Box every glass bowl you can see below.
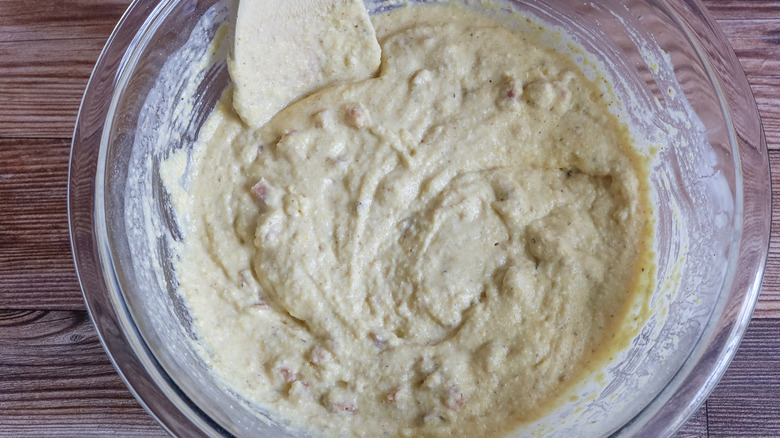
[69,0,771,436]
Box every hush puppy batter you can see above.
[165,4,654,437]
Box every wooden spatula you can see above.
[229,0,381,127]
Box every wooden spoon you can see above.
[229,0,381,127]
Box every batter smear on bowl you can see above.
[163,3,655,437]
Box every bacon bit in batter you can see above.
[332,401,357,414]
[250,178,268,200]
[503,74,520,100]
[280,367,297,383]
[344,104,366,129]
[325,156,346,166]
[445,384,468,411]
[386,387,403,402]
[311,346,332,364]
[369,332,387,348]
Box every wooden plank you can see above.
[757,149,780,318]
[0,0,130,43]
[718,20,780,79]
[2,139,774,314]
[0,0,130,138]
[748,76,780,152]
[704,0,780,20]
[1,309,773,437]
[713,17,780,153]
[0,139,84,311]
[0,2,775,141]
[675,404,708,438]
[0,309,166,437]
[0,37,109,139]
[706,318,780,437]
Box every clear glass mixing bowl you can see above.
[69,0,771,436]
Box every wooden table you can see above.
[1,1,778,436]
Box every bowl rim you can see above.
[69,0,228,435]
[608,0,771,434]
[68,0,771,436]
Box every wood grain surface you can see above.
[0,310,166,437]
[0,0,778,436]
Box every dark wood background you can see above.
[1,0,778,436]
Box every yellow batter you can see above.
[164,4,654,437]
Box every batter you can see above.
[164,4,654,437]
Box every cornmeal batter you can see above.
[165,4,654,437]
